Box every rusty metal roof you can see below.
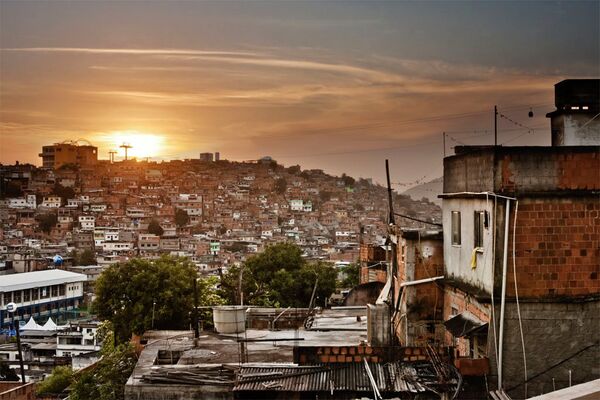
[234,362,435,394]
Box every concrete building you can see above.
[547,79,599,146]
[199,152,214,162]
[395,229,445,347]
[39,141,98,170]
[0,270,87,328]
[440,140,599,398]
[56,321,101,357]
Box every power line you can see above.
[393,212,442,227]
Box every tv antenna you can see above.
[120,143,132,160]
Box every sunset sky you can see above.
[1,1,598,186]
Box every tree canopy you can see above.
[37,213,58,234]
[147,219,164,236]
[69,323,137,400]
[93,256,197,343]
[175,208,190,227]
[274,177,287,194]
[71,249,97,266]
[220,243,337,308]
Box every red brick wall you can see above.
[443,287,491,357]
[507,197,599,299]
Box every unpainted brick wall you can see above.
[442,286,491,357]
[507,197,599,299]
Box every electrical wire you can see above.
[489,195,501,376]
[512,200,528,398]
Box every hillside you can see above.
[402,177,443,206]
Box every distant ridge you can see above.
[401,177,443,206]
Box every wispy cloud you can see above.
[1,47,259,57]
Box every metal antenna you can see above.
[120,143,132,160]
[108,150,117,163]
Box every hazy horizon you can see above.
[1,1,598,187]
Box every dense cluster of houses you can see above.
[0,150,440,277]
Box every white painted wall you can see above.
[442,198,495,294]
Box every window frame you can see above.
[451,211,461,245]
[474,211,486,248]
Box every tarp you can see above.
[42,317,58,331]
[444,311,487,338]
[21,316,43,331]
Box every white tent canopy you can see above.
[21,316,43,331]
[42,317,58,331]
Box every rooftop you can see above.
[0,269,87,293]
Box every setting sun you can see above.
[110,131,165,159]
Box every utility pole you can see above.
[108,150,116,163]
[6,303,25,383]
[385,160,395,225]
[443,132,446,157]
[494,105,498,146]
[192,278,199,341]
[120,143,132,161]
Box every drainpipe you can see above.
[498,198,511,389]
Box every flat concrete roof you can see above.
[0,269,87,292]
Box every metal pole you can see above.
[443,132,446,157]
[151,300,156,329]
[494,105,498,146]
[192,278,199,339]
[385,160,395,225]
[11,313,26,383]
[498,198,511,389]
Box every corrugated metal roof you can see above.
[234,362,433,394]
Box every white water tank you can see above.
[213,306,247,333]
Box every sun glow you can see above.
[110,131,165,159]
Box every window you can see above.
[474,211,487,248]
[451,211,461,245]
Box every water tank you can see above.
[212,306,247,333]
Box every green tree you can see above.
[147,219,164,236]
[196,276,226,328]
[341,173,355,187]
[52,183,75,203]
[274,177,287,194]
[72,249,97,266]
[319,190,332,202]
[175,208,190,227]
[93,256,197,343]
[220,243,337,307]
[36,366,73,396]
[287,165,301,175]
[37,213,58,234]
[340,262,360,288]
[70,323,137,400]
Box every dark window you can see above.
[13,291,21,303]
[474,211,486,248]
[451,211,461,245]
[32,289,39,301]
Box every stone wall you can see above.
[488,299,600,399]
